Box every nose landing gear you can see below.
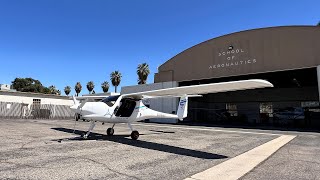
[130,131,139,140]
[107,128,114,135]
[106,124,115,136]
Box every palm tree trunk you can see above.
[115,86,117,93]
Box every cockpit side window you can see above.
[101,95,120,107]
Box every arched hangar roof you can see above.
[155,26,320,83]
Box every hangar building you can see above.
[143,26,320,127]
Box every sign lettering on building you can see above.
[209,46,257,69]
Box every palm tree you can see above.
[57,90,61,95]
[137,63,150,84]
[86,81,95,94]
[75,82,82,97]
[101,81,110,93]
[64,86,71,96]
[110,71,122,93]
[48,85,57,94]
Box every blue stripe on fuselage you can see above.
[135,106,146,109]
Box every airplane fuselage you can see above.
[71,96,178,124]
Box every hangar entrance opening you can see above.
[180,68,320,128]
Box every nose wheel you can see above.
[106,128,114,136]
[82,133,89,139]
[130,130,139,140]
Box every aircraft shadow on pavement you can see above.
[51,127,228,160]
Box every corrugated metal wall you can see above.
[0,101,74,119]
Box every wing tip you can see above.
[251,79,274,87]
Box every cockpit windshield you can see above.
[101,95,121,107]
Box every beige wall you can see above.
[155,26,320,82]
[0,94,73,106]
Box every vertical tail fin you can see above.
[177,95,188,121]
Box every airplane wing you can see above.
[122,79,273,99]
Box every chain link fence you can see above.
[0,101,75,119]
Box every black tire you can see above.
[130,131,139,140]
[107,128,114,136]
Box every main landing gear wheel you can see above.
[107,128,114,136]
[131,131,139,140]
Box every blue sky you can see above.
[0,0,319,95]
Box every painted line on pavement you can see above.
[185,135,296,180]
[134,123,282,136]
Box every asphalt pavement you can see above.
[0,119,319,180]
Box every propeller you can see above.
[70,96,87,134]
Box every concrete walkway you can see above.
[185,135,296,180]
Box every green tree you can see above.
[48,85,60,95]
[11,77,59,94]
[64,86,71,96]
[110,71,122,93]
[137,63,150,84]
[318,21,320,26]
[12,77,43,93]
[75,82,82,97]
[86,81,95,94]
[48,85,57,94]
[101,81,110,93]
[42,87,51,94]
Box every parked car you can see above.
[273,107,305,120]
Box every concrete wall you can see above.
[0,93,73,106]
[121,82,179,123]
[0,92,74,119]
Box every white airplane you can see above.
[70,79,273,140]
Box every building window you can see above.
[226,103,238,116]
[260,102,273,116]
[301,101,319,108]
[33,99,41,104]
[33,99,41,107]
